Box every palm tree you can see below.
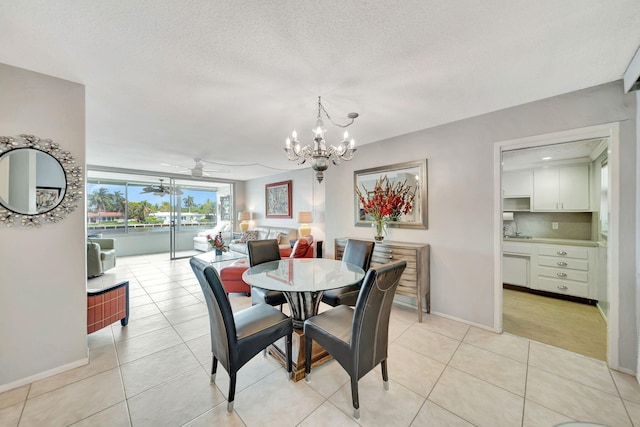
[202,199,216,222]
[88,187,111,223]
[136,200,152,223]
[112,190,126,220]
[183,195,195,213]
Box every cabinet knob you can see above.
[556,272,567,277]
[556,250,567,255]
[557,262,567,266]
[557,285,568,290]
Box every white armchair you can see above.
[87,238,116,278]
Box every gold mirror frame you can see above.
[354,159,428,229]
[0,134,83,227]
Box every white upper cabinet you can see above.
[503,170,532,197]
[532,165,590,211]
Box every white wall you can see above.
[0,63,87,389]
[322,81,638,371]
[243,168,326,242]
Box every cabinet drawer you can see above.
[536,277,588,298]
[538,267,588,282]
[538,246,588,259]
[538,256,588,271]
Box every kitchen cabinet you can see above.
[534,244,596,299]
[503,170,532,197]
[502,240,598,300]
[532,165,590,211]
[335,238,430,322]
[503,255,529,287]
[502,241,533,288]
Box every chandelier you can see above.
[284,96,359,183]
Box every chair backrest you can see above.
[247,239,281,267]
[351,260,406,379]
[342,239,375,271]
[190,257,236,370]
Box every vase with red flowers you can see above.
[355,175,416,242]
[208,232,228,255]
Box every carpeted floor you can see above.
[503,288,607,361]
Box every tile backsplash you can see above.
[504,212,593,240]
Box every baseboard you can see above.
[503,284,597,306]
[393,295,498,333]
[430,310,500,333]
[0,356,89,394]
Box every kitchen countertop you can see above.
[502,237,599,247]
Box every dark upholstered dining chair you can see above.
[190,257,293,412]
[321,239,375,307]
[247,239,287,308]
[304,260,406,420]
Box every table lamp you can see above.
[297,211,313,237]
[238,211,250,232]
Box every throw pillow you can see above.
[275,232,288,245]
[239,230,258,243]
[290,238,309,258]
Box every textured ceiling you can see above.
[1,1,640,181]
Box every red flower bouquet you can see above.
[355,176,416,240]
[208,232,228,252]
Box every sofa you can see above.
[193,221,231,252]
[87,238,116,278]
[228,226,298,255]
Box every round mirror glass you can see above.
[0,148,67,215]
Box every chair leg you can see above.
[286,333,292,375]
[227,373,237,413]
[381,359,389,391]
[211,357,218,383]
[351,377,360,419]
[304,335,312,382]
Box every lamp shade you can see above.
[238,211,251,221]
[297,211,313,237]
[297,211,313,223]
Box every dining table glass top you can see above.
[242,258,365,292]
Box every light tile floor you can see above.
[2,253,639,426]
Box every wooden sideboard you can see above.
[334,237,430,322]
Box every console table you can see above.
[334,238,430,322]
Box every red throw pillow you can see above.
[290,239,309,258]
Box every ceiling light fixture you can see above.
[542,156,553,160]
[284,96,359,183]
[140,179,183,197]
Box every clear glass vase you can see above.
[372,219,387,242]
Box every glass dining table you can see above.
[242,258,365,329]
[242,258,365,381]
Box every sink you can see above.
[503,235,532,239]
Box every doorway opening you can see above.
[494,123,620,367]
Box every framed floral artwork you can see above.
[354,159,428,229]
[265,180,292,218]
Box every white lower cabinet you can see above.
[532,244,597,300]
[503,255,530,287]
[503,241,598,300]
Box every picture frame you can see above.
[35,186,62,212]
[265,180,292,218]
[354,159,428,229]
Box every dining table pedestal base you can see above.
[268,328,331,382]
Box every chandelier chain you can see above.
[318,98,356,128]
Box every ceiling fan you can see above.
[140,179,183,197]
[161,158,230,178]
